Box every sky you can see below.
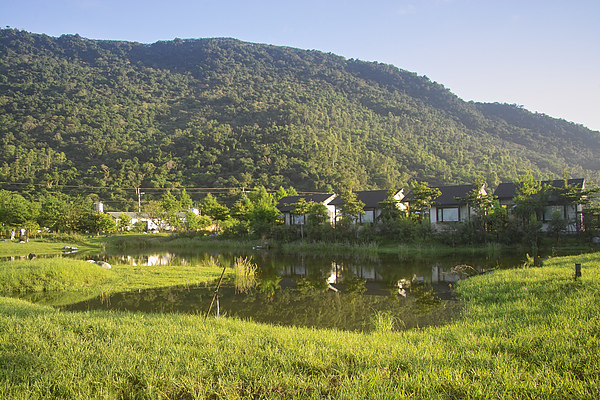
[2,0,599,131]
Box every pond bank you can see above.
[3,233,597,260]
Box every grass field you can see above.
[0,238,98,257]
[0,250,599,398]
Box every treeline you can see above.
[2,176,599,249]
[2,29,600,210]
[0,186,297,239]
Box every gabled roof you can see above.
[494,178,585,200]
[277,193,335,212]
[329,189,400,209]
[431,185,480,206]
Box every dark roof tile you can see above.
[328,190,398,209]
[494,178,585,200]
[277,193,335,212]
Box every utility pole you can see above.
[137,188,144,213]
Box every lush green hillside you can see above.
[1,29,599,208]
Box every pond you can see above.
[14,248,531,332]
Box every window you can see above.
[543,205,565,222]
[292,214,305,225]
[361,210,374,223]
[437,207,459,222]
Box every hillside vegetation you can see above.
[1,29,599,207]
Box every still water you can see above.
[19,248,529,332]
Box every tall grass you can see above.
[232,257,257,293]
[167,236,258,250]
[0,258,110,293]
[279,240,379,256]
[370,310,399,333]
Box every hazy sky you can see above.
[2,0,599,131]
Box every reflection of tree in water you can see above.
[61,281,457,332]
[257,272,281,300]
[341,274,367,295]
[411,284,442,313]
[294,276,329,294]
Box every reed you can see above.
[279,240,379,256]
[370,310,398,333]
[232,257,257,293]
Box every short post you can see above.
[575,263,582,279]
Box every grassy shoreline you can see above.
[3,233,598,260]
[1,250,599,398]
[0,256,231,306]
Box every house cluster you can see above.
[276,178,588,232]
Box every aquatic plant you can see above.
[233,257,257,293]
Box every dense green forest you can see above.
[1,29,599,210]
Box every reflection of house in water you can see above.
[343,263,377,280]
[329,261,477,285]
[119,253,179,266]
[249,252,487,293]
[282,260,307,276]
[282,258,474,285]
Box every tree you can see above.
[408,182,441,223]
[161,190,181,230]
[307,202,329,226]
[458,178,505,239]
[378,189,404,221]
[230,197,252,222]
[552,173,600,231]
[290,197,311,238]
[246,186,281,237]
[0,190,38,228]
[38,194,88,233]
[511,173,548,227]
[142,200,168,232]
[291,198,310,224]
[178,189,193,211]
[117,212,132,231]
[96,212,117,234]
[510,173,548,247]
[275,186,288,201]
[339,188,365,224]
[184,210,212,231]
[200,193,230,231]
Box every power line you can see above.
[0,182,321,195]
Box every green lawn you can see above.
[0,237,100,257]
[0,251,599,398]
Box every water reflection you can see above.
[59,279,461,332]
[16,249,525,331]
[114,253,183,266]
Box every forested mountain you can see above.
[1,29,599,209]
